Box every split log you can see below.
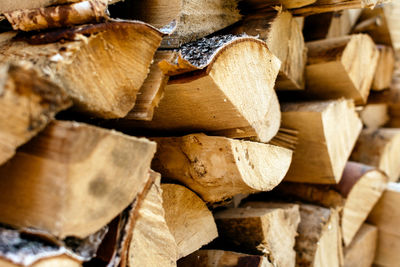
[161,184,218,259]
[281,99,362,184]
[359,103,389,129]
[239,0,317,13]
[178,250,273,267]
[272,162,387,246]
[303,9,362,41]
[124,36,281,143]
[0,120,156,239]
[128,172,178,267]
[0,21,163,118]
[110,0,241,48]
[228,11,306,90]
[372,45,395,91]
[306,34,379,105]
[214,203,300,267]
[343,224,378,267]
[0,62,71,165]
[350,128,400,181]
[151,133,293,203]
[368,183,400,266]
[4,0,108,31]
[295,204,343,267]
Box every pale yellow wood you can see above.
[161,184,218,259]
[281,99,362,183]
[351,128,400,181]
[344,224,377,267]
[151,133,292,203]
[372,45,395,91]
[0,256,81,267]
[0,22,163,118]
[0,120,156,238]
[239,0,317,11]
[214,204,300,267]
[359,103,389,129]
[306,35,379,105]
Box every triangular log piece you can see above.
[0,120,156,239]
[372,45,395,91]
[281,99,362,184]
[161,184,218,259]
[359,103,389,129]
[151,133,292,203]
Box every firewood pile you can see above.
[0,0,399,266]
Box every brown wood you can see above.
[151,133,292,203]
[239,0,317,13]
[281,99,362,184]
[0,62,71,166]
[343,224,378,267]
[0,0,81,13]
[214,203,300,267]
[161,184,218,259]
[372,45,395,91]
[0,22,163,118]
[306,35,379,105]
[0,120,156,239]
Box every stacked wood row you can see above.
[0,0,399,266]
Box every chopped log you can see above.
[228,11,306,90]
[359,103,389,129]
[0,62,71,166]
[125,36,282,143]
[128,174,178,267]
[151,133,292,203]
[350,128,400,181]
[4,0,108,31]
[272,161,387,246]
[161,184,218,259]
[306,34,379,105]
[295,204,343,267]
[214,204,300,267]
[0,120,156,239]
[372,45,395,91]
[126,51,177,121]
[110,0,241,48]
[178,250,273,267]
[0,21,163,118]
[343,224,378,267]
[281,99,362,183]
[368,183,400,266]
[239,0,317,13]
[303,9,362,41]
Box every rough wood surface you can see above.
[343,224,377,267]
[0,22,163,118]
[239,0,317,12]
[0,120,156,239]
[359,103,389,129]
[161,184,218,259]
[178,250,273,267]
[281,99,362,183]
[306,34,379,105]
[151,134,292,203]
[350,128,400,181]
[372,45,395,91]
[0,62,71,166]
[0,0,81,13]
[214,203,300,267]
[128,36,281,143]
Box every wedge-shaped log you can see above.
[161,184,218,259]
[0,120,156,238]
[228,11,306,90]
[214,204,300,267]
[368,183,400,266]
[306,34,378,105]
[0,21,163,118]
[295,204,343,267]
[281,99,362,183]
[0,62,71,166]
[178,250,273,267]
[152,133,292,203]
[359,103,389,129]
[372,45,395,91]
[129,36,281,143]
[344,224,377,267]
[110,0,241,48]
[129,174,178,267]
[351,128,400,181]
[273,162,387,246]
